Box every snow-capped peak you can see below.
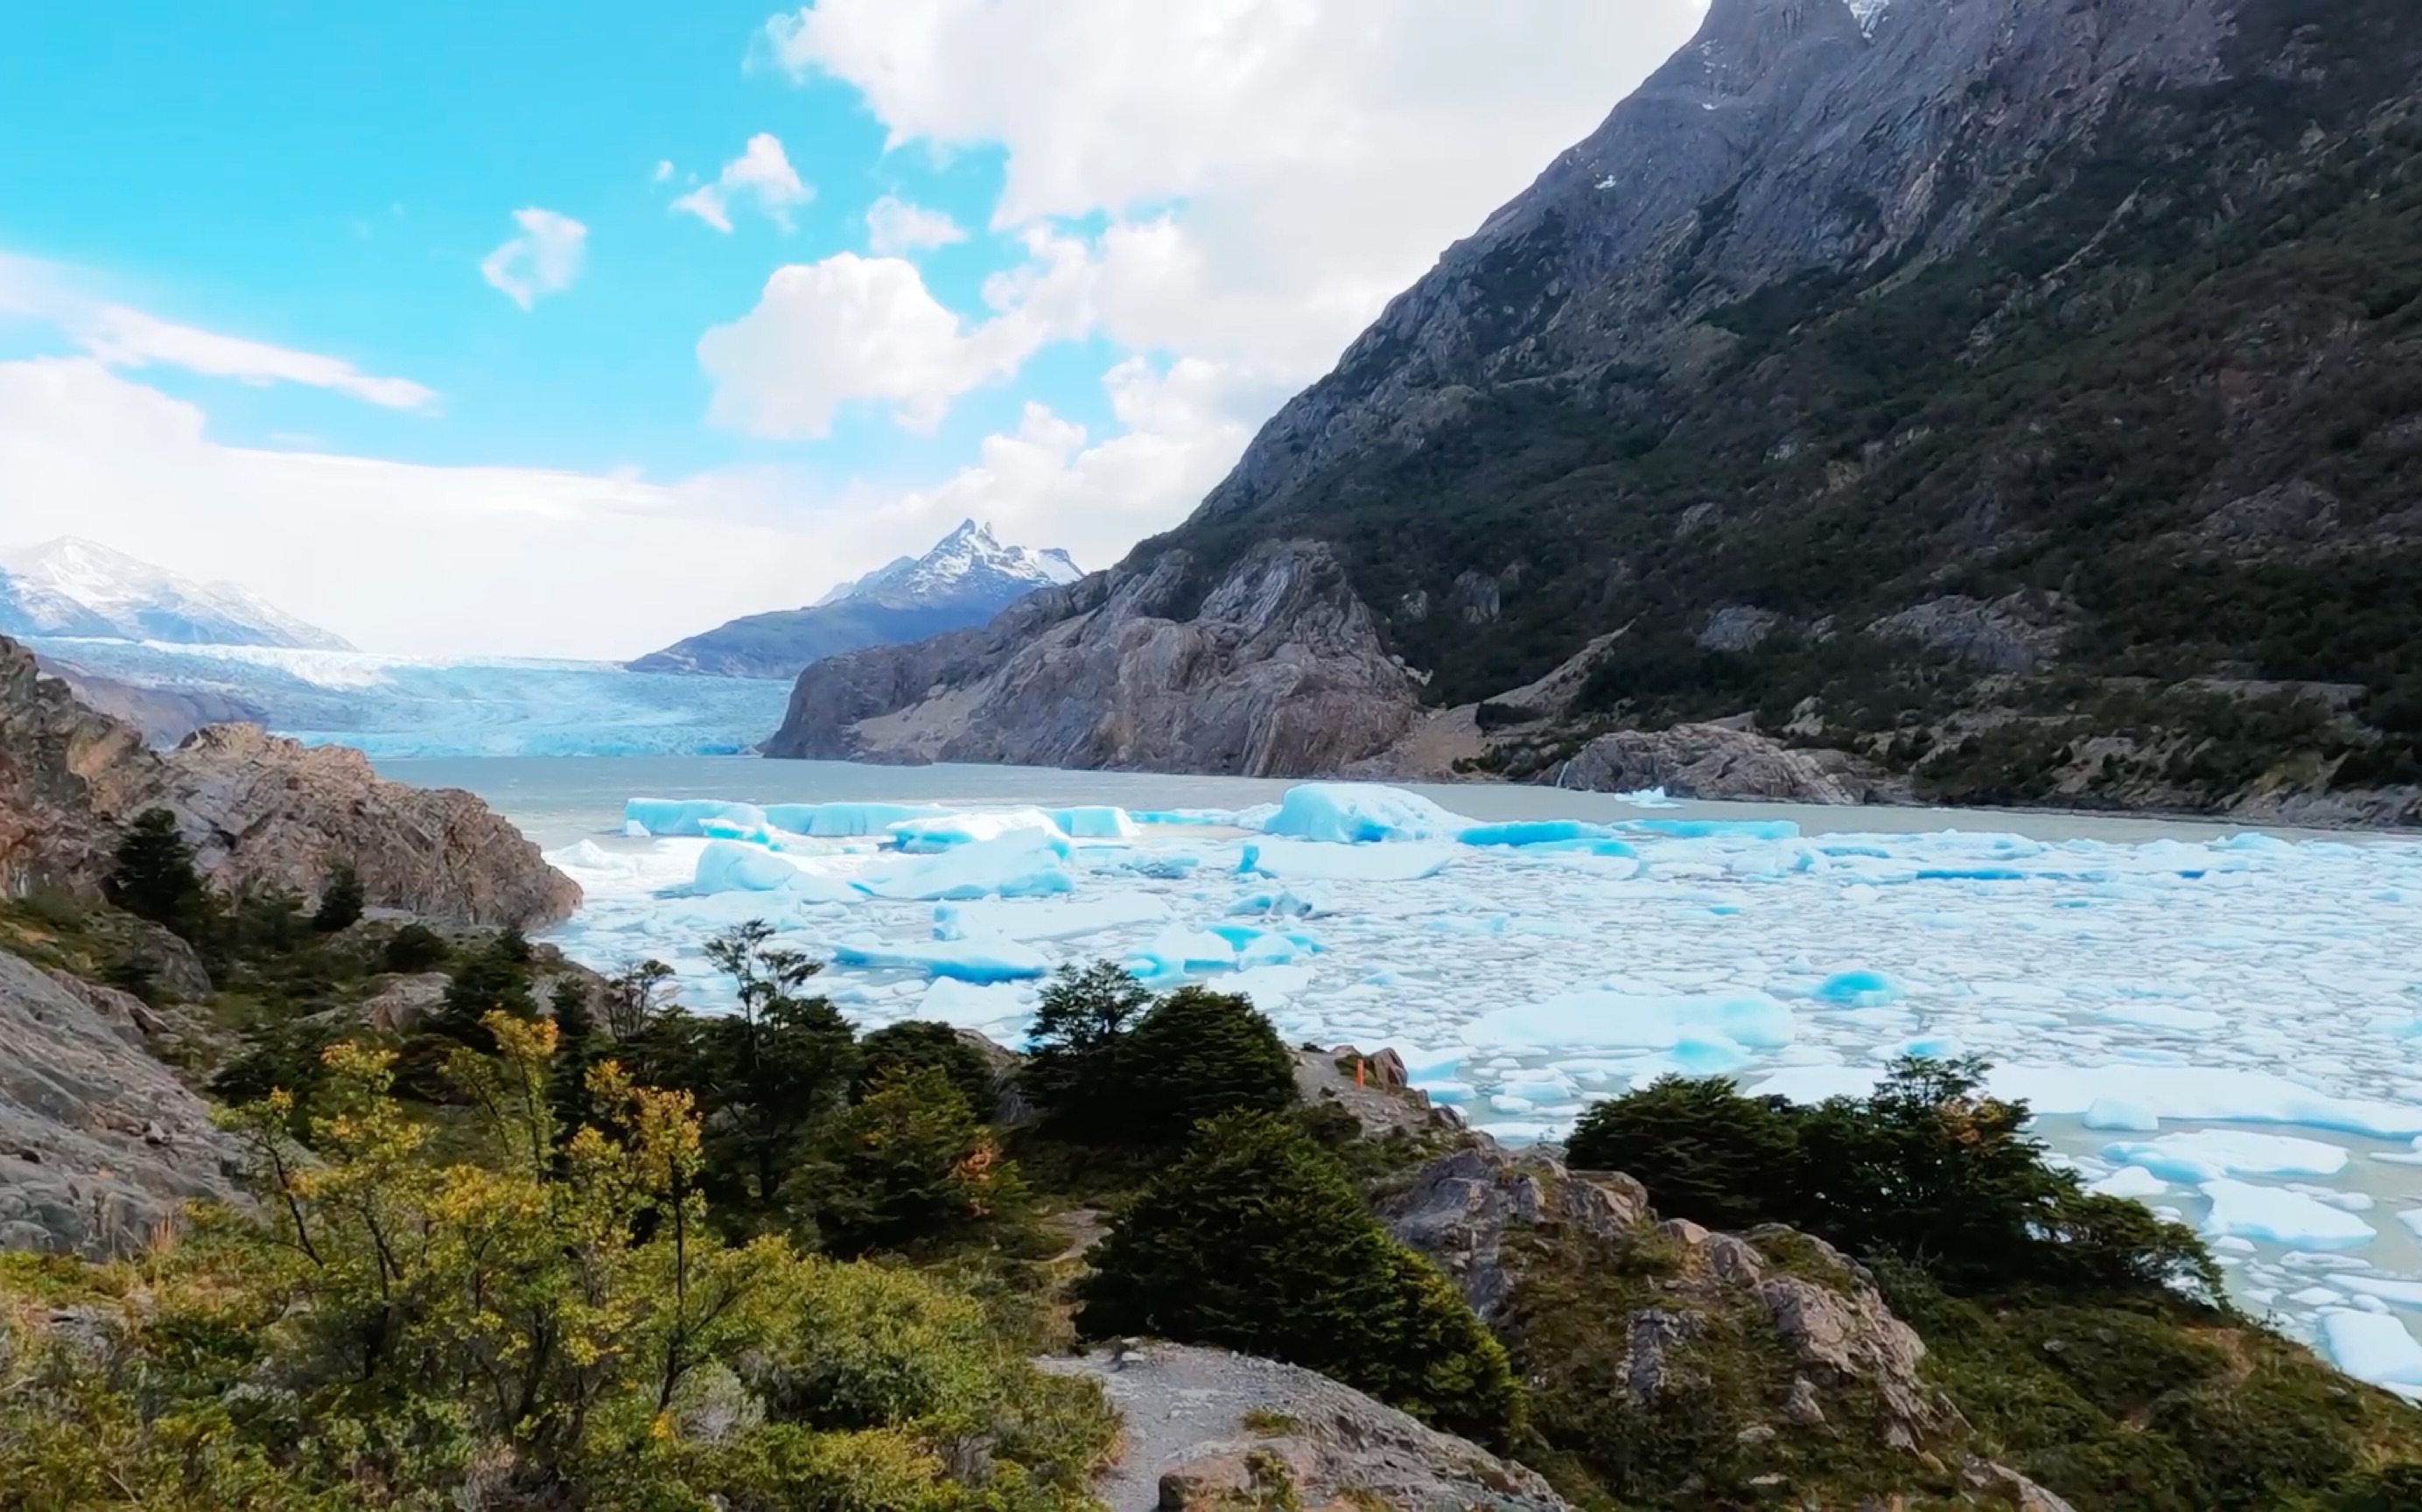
[819,520,1083,611]
[0,537,354,651]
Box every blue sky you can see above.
[0,1,1702,657]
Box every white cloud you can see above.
[652,159,675,183]
[480,207,588,309]
[671,133,812,233]
[0,358,869,659]
[0,251,436,410]
[864,195,967,256]
[750,0,1705,563]
[697,242,1091,438]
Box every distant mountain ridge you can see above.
[0,538,351,651]
[629,519,1082,679]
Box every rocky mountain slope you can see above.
[634,519,1082,680]
[772,0,2422,818]
[0,635,577,927]
[0,536,351,650]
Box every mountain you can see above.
[0,538,352,651]
[771,0,2422,822]
[629,520,1082,679]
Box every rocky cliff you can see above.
[768,0,2422,818]
[767,541,1425,776]
[0,636,578,927]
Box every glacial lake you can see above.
[382,753,2422,1394]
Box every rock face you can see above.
[0,636,577,928]
[760,1,2422,811]
[0,948,240,1256]
[1558,724,1898,803]
[1379,1146,1967,1490]
[1040,1341,1568,1512]
[766,541,1424,776]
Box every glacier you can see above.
[528,777,2422,1395]
[22,637,790,757]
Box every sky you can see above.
[0,0,1707,659]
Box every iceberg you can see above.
[2102,1130,2352,1183]
[2321,1312,2422,1390]
[1240,839,1456,882]
[764,802,948,837]
[855,830,1075,901]
[885,808,1070,852]
[933,894,1171,942]
[626,798,767,837]
[1129,925,1241,976]
[1051,806,1143,839]
[1261,783,1472,844]
[2198,1178,2376,1250]
[692,840,800,894]
[831,934,1052,984]
[1459,820,1614,848]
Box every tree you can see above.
[1076,1110,1520,1448]
[309,864,366,932]
[1019,961,1153,1138]
[424,929,539,1053]
[1565,1075,1806,1232]
[798,1067,1025,1258]
[382,921,450,973]
[548,976,606,1144]
[1116,986,1298,1145]
[601,957,678,1040]
[105,808,208,939]
[662,922,859,1228]
[853,1019,998,1116]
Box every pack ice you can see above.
[542,779,2422,1393]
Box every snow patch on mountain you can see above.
[0,538,352,651]
[819,520,1082,611]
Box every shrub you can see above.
[381,921,450,973]
[105,808,208,940]
[1565,1075,1803,1231]
[1020,961,1154,1139]
[309,864,365,932]
[855,1018,999,1116]
[1075,1110,1520,1448]
[798,1067,1026,1259]
[1116,986,1298,1145]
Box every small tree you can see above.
[424,930,539,1052]
[105,808,208,939]
[382,922,450,973]
[798,1066,1025,1258]
[310,864,366,932]
[854,1019,999,1116]
[602,957,678,1040]
[548,976,606,1143]
[1020,961,1154,1138]
[1116,986,1298,1145]
[1076,1110,1520,1448]
[1565,1075,1805,1232]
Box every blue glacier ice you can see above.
[764,802,948,837]
[886,808,1070,852]
[1240,839,1456,882]
[692,840,799,894]
[1051,806,1142,839]
[831,934,1051,983]
[627,799,768,836]
[854,830,1075,901]
[1261,783,1472,844]
[1459,819,1614,847]
[2200,1178,2376,1250]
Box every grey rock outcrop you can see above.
[0,635,578,928]
[767,541,1424,776]
[0,948,240,1256]
[1559,723,1894,803]
[1380,1145,1649,1323]
[1040,1341,1567,1512]
[1867,594,2068,674]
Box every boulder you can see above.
[0,948,241,1256]
[1040,1340,1567,1512]
[1559,723,1892,803]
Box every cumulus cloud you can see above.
[672,133,812,232]
[750,0,1704,558]
[480,207,588,309]
[698,238,1092,438]
[864,195,968,256]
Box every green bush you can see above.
[1019,961,1155,1140]
[1565,1075,1802,1230]
[1116,986,1298,1145]
[381,921,451,973]
[798,1067,1026,1259]
[1074,1110,1520,1449]
[855,1018,999,1116]
[309,864,365,933]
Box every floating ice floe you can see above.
[831,934,1052,984]
[626,798,766,836]
[854,830,1075,901]
[2198,1179,2377,1250]
[886,808,1070,852]
[1240,839,1457,882]
[764,802,949,837]
[2103,1130,2353,1183]
[1260,783,1471,844]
